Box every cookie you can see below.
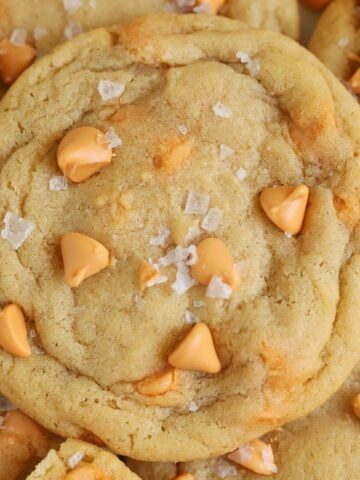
[0,407,55,480]
[0,0,299,91]
[1,13,360,462]
[309,0,360,91]
[26,439,141,480]
[128,363,360,479]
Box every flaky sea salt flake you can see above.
[236,51,251,64]
[172,263,197,295]
[285,232,293,239]
[246,58,260,77]
[206,276,232,299]
[10,29,27,46]
[219,144,234,161]
[185,191,209,215]
[201,207,223,233]
[63,0,82,13]
[149,227,170,248]
[98,80,125,101]
[103,127,122,149]
[338,37,349,47]
[147,275,168,288]
[49,176,68,191]
[67,451,85,469]
[236,168,248,181]
[188,400,199,412]
[212,458,238,478]
[213,102,232,119]
[177,124,188,135]
[184,226,201,245]
[1,212,34,250]
[185,309,198,325]
[64,21,83,39]
[262,445,278,473]
[194,2,211,13]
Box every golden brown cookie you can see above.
[1,13,360,462]
[26,439,141,480]
[0,0,299,93]
[309,0,360,88]
[128,362,360,479]
[0,407,55,480]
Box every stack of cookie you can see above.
[0,1,360,479]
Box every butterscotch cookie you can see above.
[0,407,55,480]
[128,363,360,479]
[26,439,141,480]
[309,0,360,92]
[0,0,299,91]
[1,13,360,462]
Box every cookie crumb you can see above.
[193,300,205,308]
[97,80,125,101]
[64,21,83,39]
[185,192,210,215]
[89,0,97,7]
[219,144,234,161]
[49,176,68,191]
[213,102,232,118]
[134,294,145,309]
[201,207,223,232]
[1,212,35,250]
[206,276,232,299]
[10,29,27,46]
[0,396,16,412]
[67,451,85,469]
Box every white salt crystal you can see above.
[147,274,168,287]
[184,226,201,245]
[101,127,122,149]
[188,400,199,412]
[236,168,248,181]
[201,207,223,232]
[64,21,83,39]
[213,102,232,118]
[172,263,197,295]
[49,176,68,191]
[236,51,260,77]
[67,451,84,469]
[185,309,198,325]
[236,51,251,64]
[219,144,234,161]
[89,0,97,7]
[185,192,209,215]
[262,444,278,473]
[338,37,349,47]
[284,232,293,239]
[1,212,34,250]
[63,0,82,13]
[158,245,197,267]
[10,29,27,46]
[194,3,211,13]
[97,80,125,101]
[206,276,232,299]
[149,227,170,248]
[177,124,188,136]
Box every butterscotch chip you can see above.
[0,14,360,464]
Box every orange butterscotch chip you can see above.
[196,0,225,15]
[168,322,221,373]
[154,138,191,174]
[191,238,240,290]
[173,474,194,480]
[57,127,112,183]
[351,393,360,418]
[61,232,109,288]
[139,261,160,291]
[65,464,108,480]
[260,185,309,235]
[0,304,31,358]
[348,68,360,95]
[0,38,36,85]
[300,0,331,10]
[228,439,278,476]
[136,367,177,396]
